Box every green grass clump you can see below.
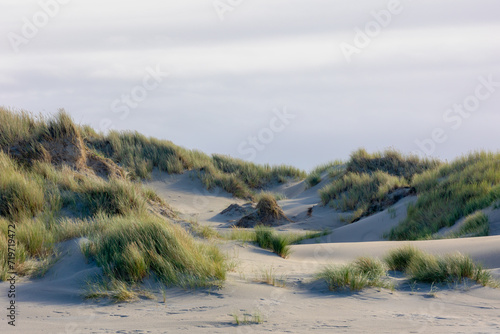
[316,257,388,292]
[320,171,406,210]
[306,161,345,188]
[406,252,495,287]
[0,152,45,219]
[253,226,327,258]
[222,227,257,242]
[353,257,387,280]
[388,152,500,240]
[306,172,322,188]
[81,178,146,216]
[255,226,291,258]
[454,212,490,238]
[81,214,227,287]
[16,219,55,258]
[199,164,252,199]
[384,245,423,271]
[384,246,497,287]
[347,148,441,180]
[0,108,44,148]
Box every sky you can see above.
[1,0,499,171]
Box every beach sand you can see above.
[2,171,500,333]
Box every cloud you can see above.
[1,0,499,170]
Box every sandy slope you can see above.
[2,172,500,334]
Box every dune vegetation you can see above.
[85,128,305,199]
[1,106,499,291]
[0,108,227,288]
[316,257,390,292]
[312,148,499,238]
[318,149,440,223]
[384,246,497,287]
[305,160,344,188]
[388,152,500,240]
[454,212,490,238]
[316,246,498,292]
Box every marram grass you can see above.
[81,214,227,288]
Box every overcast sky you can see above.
[1,0,499,170]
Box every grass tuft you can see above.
[316,258,388,292]
[454,211,489,237]
[384,245,423,272]
[406,251,495,286]
[0,153,45,219]
[81,214,227,287]
[385,246,498,287]
[255,226,291,258]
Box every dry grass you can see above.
[253,266,287,287]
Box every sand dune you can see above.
[3,172,500,334]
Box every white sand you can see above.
[2,172,500,334]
